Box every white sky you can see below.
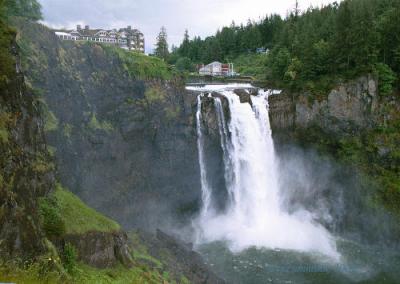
[39,0,341,53]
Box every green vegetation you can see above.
[144,86,166,104]
[0,0,17,92]
[0,260,174,284]
[232,53,268,79]
[32,152,55,174]
[374,63,397,96]
[39,194,66,238]
[62,243,77,275]
[62,123,73,138]
[103,45,173,80]
[54,184,120,234]
[175,57,195,73]
[0,229,184,284]
[169,0,400,213]
[0,112,11,143]
[172,0,400,94]
[295,120,400,213]
[3,0,42,21]
[72,263,170,284]
[154,26,169,61]
[40,184,120,236]
[44,110,59,132]
[0,1,187,283]
[88,113,114,132]
[35,186,189,283]
[0,261,66,284]
[128,231,163,269]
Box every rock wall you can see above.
[58,231,133,268]
[16,20,201,230]
[135,229,225,284]
[269,75,379,138]
[0,22,55,260]
[268,75,400,243]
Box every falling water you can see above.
[190,84,339,260]
[196,95,212,217]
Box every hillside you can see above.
[0,4,222,282]
[13,18,201,230]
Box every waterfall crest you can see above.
[191,84,339,260]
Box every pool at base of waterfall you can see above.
[198,239,400,284]
[186,83,400,284]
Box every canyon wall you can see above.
[269,75,379,137]
[16,20,201,230]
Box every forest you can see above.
[171,0,400,93]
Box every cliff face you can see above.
[269,75,379,137]
[16,20,201,230]
[268,75,400,222]
[0,21,55,259]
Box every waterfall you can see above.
[196,95,212,217]
[191,84,339,260]
[214,98,234,203]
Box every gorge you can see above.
[187,83,400,283]
[1,0,400,283]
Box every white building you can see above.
[198,61,235,76]
[54,25,145,53]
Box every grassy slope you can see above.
[1,185,183,283]
[54,185,120,234]
[101,44,174,80]
[0,263,175,284]
[0,19,188,283]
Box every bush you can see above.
[39,197,66,238]
[175,57,194,72]
[62,243,77,274]
[374,63,397,96]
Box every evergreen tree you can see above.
[5,0,42,20]
[170,0,400,92]
[155,26,169,61]
[179,29,190,57]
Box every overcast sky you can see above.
[39,0,340,53]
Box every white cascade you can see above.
[196,95,212,217]
[191,84,339,260]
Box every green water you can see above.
[198,238,400,284]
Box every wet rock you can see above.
[0,28,55,260]
[60,231,133,268]
[269,75,379,135]
[233,88,258,105]
[268,91,295,131]
[133,229,225,284]
[17,21,201,230]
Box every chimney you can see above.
[85,25,89,30]
[77,25,81,31]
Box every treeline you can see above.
[3,0,42,20]
[172,0,400,93]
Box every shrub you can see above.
[39,197,66,238]
[374,63,397,96]
[62,243,77,274]
[175,57,195,72]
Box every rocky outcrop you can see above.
[233,88,258,104]
[0,22,55,260]
[269,75,379,138]
[59,231,133,268]
[133,229,225,284]
[268,92,296,132]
